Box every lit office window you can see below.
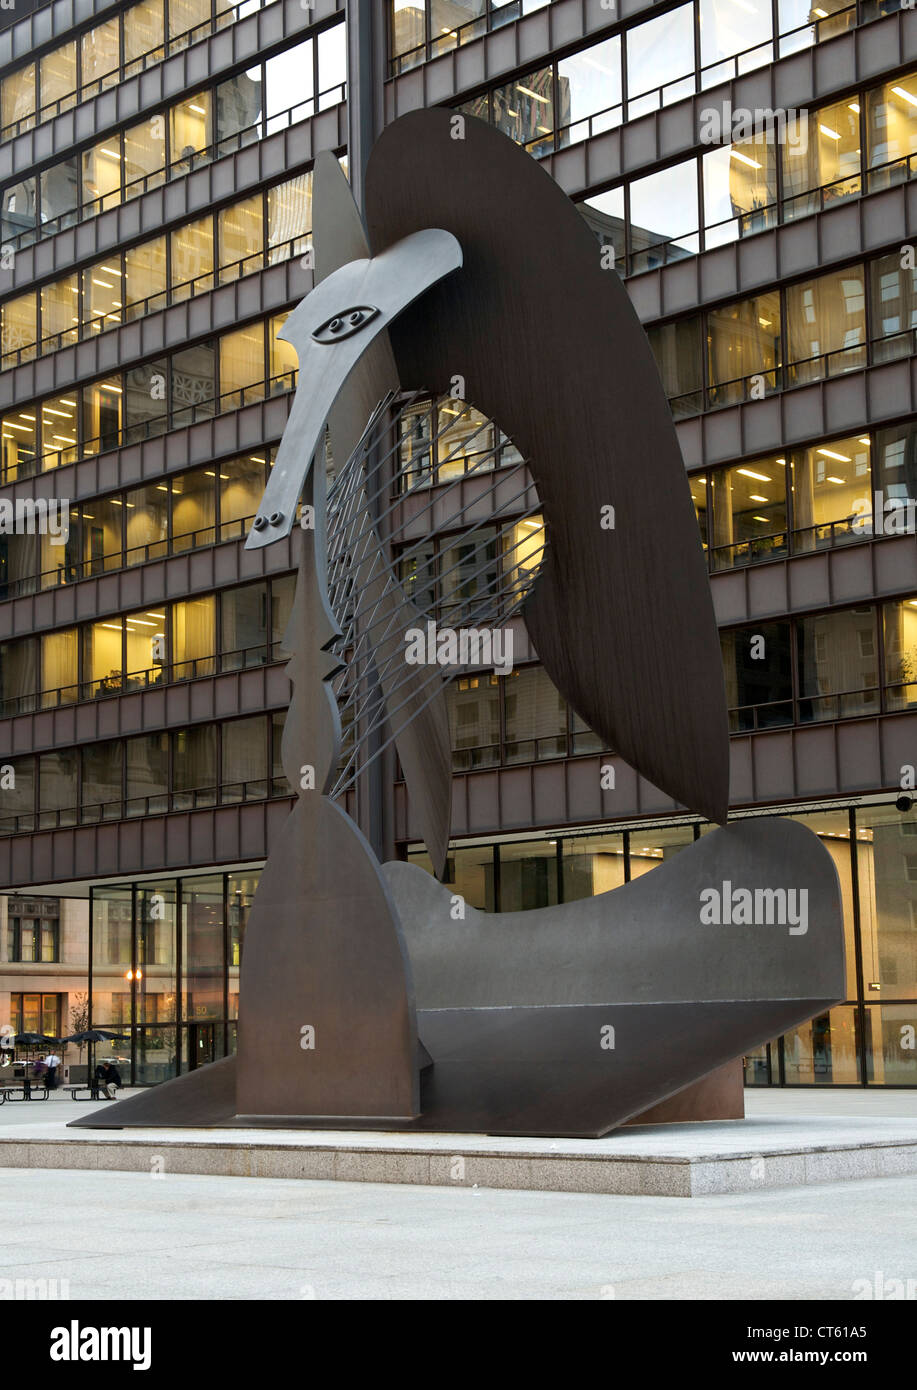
[123,117,167,195]
[171,469,216,549]
[171,217,215,298]
[125,237,167,318]
[710,458,789,570]
[83,260,123,335]
[866,71,917,184]
[125,486,169,565]
[219,195,264,282]
[82,379,123,458]
[82,137,124,216]
[171,92,212,169]
[41,629,78,708]
[41,276,79,350]
[171,595,216,679]
[791,435,870,549]
[882,597,917,710]
[782,98,861,220]
[707,292,782,404]
[219,458,266,540]
[40,393,80,469]
[220,325,266,405]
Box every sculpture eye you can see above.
[312,305,380,343]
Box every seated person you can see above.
[94,1061,123,1099]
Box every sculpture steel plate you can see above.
[73,113,846,1139]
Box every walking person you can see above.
[44,1050,61,1090]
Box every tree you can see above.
[69,992,89,1063]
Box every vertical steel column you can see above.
[347,0,397,862]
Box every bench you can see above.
[63,1083,102,1101]
[0,1082,48,1101]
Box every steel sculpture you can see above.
[73,113,845,1138]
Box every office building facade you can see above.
[0,0,915,1089]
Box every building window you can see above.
[10,994,61,1039]
[8,908,59,962]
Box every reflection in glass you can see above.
[562,833,625,900]
[721,621,793,730]
[126,735,169,814]
[447,674,501,770]
[556,36,621,144]
[40,43,77,117]
[703,137,777,248]
[629,160,699,272]
[181,875,224,1021]
[171,342,216,427]
[499,839,559,910]
[493,68,554,153]
[503,665,566,763]
[81,19,121,95]
[82,740,123,820]
[796,606,879,721]
[700,0,772,84]
[626,5,694,116]
[782,1006,859,1083]
[1,62,35,133]
[1,293,37,367]
[785,266,866,380]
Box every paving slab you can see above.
[1,1088,916,1196]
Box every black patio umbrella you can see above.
[14,1032,60,1046]
[60,1030,129,1044]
